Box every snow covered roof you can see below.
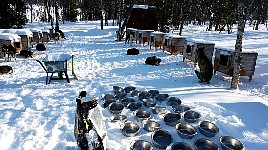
[0,34,15,42]
[1,29,17,34]
[31,28,42,33]
[15,29,33,37]
[1,33,21,42]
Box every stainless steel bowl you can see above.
[121,98,135,107]
[108,102,124,114]
[194,138,219,150]
[113,85,124,94]
[166,97,182,108]
[101,93,114,100]
[155,93,169,102]
[130,140,153,150]
[103,99,116,108]
[138,91,151,100]
[143,120,161,132]
[110,114,127,123]
[124,86,136,93]
[198,120,219,137]
[134,109,151,122]
[131,90,140,97]
[148,89,159,98]
[127,101,142,111]
[184,110,201,123]
[151,130,173,149]
[114,92,127,100]
[142,98,157,107]
[220,136,245,150]
[171,142,193,150]
[121,122,140,137]
[175,123,197,139]
[163,113,181,126]
[151,106,167,115]
[173,105,190,113]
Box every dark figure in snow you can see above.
[194,47,213,83]
[145,56,161,66]
[0,65,13,75]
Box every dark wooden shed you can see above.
[126,5,158,31]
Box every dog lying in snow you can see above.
[0,65,13,75]
[145,56,161,66]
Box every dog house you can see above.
[15,29,33,50]
[1,33,22,52]
[150,32,166,50]
[183,40,215,64]
[42,29,50,42]
[140,30,154,45]
[163,34,187,54]
[126,28,137,43]
[214,48,258,81]
[31,28,43,43]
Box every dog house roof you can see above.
[1,33,21,42]
[31,28,42,33]
[0,34,15,42]
[15,29,33,37]
[1,29,17,34]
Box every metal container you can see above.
[151,130,173,149]
[184,110,201,123]
[134,109,151,122]
[194,138,219,150]
[114,92,127,100]
[220,136,245,150]
[101,93,114,100]
[155,93,169,102]
[103,99,116,108]
[148,89,159,98]
[131,90,140,97]
[130,140,153,150]
[163,113,181,126]
[143,120,161,132]
[175,123,197,139]
[151,106,167,115]
[110,114,127,123]
[124,86,136,93]
[108,102,124,114]
[121,98,135,107]
[198,120,219,137]
[142,98,156,107]
[173,105,190,113]
[121,122,140,137]
[171,142,193,150]
[166,97,182,108]
[138,91,151,100]
[127,101,142,111]
[113,85,124,94]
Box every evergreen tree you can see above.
[0,0,27,28]
[63,0,78,22]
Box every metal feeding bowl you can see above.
[138,91,151,100]
[151,106,167,115]
[103,99,116,108]
[163,113,182,126]
[148,89,159,98]
[101,93,114,100]
[130,140,153,150]
[142,98,157,107]
[151,130,173,149]
[127,101,142,111]
[155,93,169,102]
[124,86,136,93]
[220,136,245,150]
[143,120,161,132]
[121,98,135,107]
[113,85,124,94]
[173,105,190,113]
[166,97,182,108]
[131,90,141,97]
[114,92,127,100]
[134,109,151,122]
[110,114,127,123]
[175,123,197,139]
[121,122,140,137]
[184,110,201,123]
[198,120,219,137]
[194,138,219,150]
[171,142,193,150]
[108,102,124,114]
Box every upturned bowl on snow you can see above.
[151,129,173,149]
[184,110,201,123]
[220,136,245,150]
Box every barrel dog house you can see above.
[183,40,215,65]
[1,33,22,52]
[42,29,50,42]
[214,48,258,81]
[150,32,166,50]
[15,29,33,50]
[31,28,43,44]
[163,34,186,54]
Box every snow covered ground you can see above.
[0,21,268,150]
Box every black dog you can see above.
[36,43,46,51]
[20,50,33,58]
[2,44,16,61]
[127,48,139,55]
[145,56,161,66]
[0,65,13,75]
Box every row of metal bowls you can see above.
[130,136,245,150]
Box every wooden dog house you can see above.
[149,32,166,50]
[15,29,33,50]
[214,48,258,81]
[31,28,43,43]
[163,34,187,54]
[1,33,22,52]
[183,40,215,65]
[42,29,50,42]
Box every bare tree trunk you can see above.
[231,1,245,89]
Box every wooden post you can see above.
[72,55,78,79]
[231,0,245,89]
